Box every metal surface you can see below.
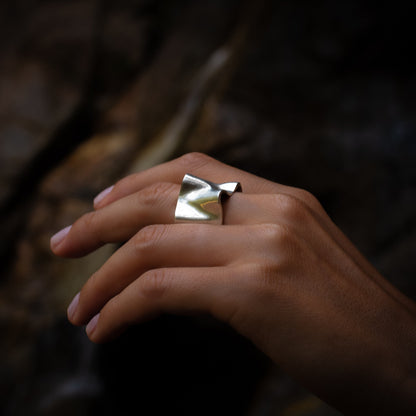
[175,174,242,224]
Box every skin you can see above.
[50,152,416,414]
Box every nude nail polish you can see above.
[94,185,114,206]
[50,225,71,249]
[67,292,80,320]
[86,314,100,336]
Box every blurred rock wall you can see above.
[0,0,415,415]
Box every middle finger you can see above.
[69,223,266,325]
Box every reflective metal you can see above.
[175,174,242,224]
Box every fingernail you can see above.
[86,313,100,336]
[67,292,80,320]
[94,185,114,206]
[50,225,72,249]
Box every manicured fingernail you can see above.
[50,225,72,249]
[67,292,80,320]
[86,313,100,336]
[94,185,114,206]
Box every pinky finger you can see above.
[86,266,241,343]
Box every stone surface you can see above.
[0,0,415,415]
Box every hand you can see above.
[51,153,416,414]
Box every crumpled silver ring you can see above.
[175,174,242,225]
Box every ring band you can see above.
[175,174,242,224]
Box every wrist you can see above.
[377,313,416,415]
[338,307,416,415]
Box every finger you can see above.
[51,182,179,257]
[93,152,289,209]
[52,182,274,258]
[85,266,244,343]
[52,184,325,259]
[69,224,264,325]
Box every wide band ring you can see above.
[175,174,242,225]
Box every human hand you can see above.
[51,153,416,414]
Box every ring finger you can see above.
[51,182,272,258]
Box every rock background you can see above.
[0,0,415,415]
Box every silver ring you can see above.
[175,174,242,224]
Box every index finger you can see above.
[94,153,282,209]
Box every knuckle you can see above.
[133,224,169,254]
[292,188,322,212]
[243,259,286,295]
[80,211,98,229]
[177,152,212,170]
[260,223,292,247]
[138,182,177,208]
[78,211,102,242]
[273,193,310,224]
[139,269,171,299]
